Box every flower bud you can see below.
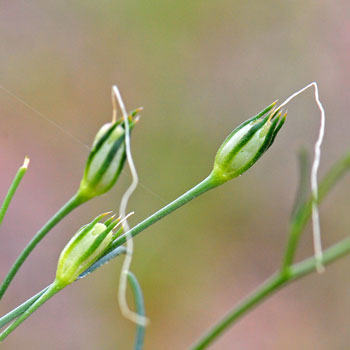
[77,109,141,200]
[55,213,121,286]
[211,102,286,184]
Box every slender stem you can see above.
[282,153,350,271]
[0,248,127,329]
[191,275,285,350]
[0,192,85,300]
[105,173,219,254]
[191,237,350,350]
[127,272,146,350]
[0,286,49,328]
[0,281,63,341]
[0,157,29,226]
[290,238,350,279]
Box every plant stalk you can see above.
[0,281,64,341]
[0,157,29,226]
[106,173,220,253]
[0,193,86,300]
[191,238,350,350]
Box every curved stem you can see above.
[0,281,63,341]
[282,153,350,271]
[127,271,146,350]
[0,157,29,226]
[0,286,49,328]
[0,192,85,300]
[0,248,127,329]
[191,238,350,350]
[105,173,220,253]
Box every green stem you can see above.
[0,287,49,328]
[127,272,146,350]
[191,237,350,350]
[106,173,219,253]
[290,238,350,279]
[0,281,64,341]
[0,248,127,329]
[0,192,85,300]
[282,153,350,271]
[0,157,29,226]
[0,174,217,326]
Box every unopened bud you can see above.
[212,102,286,184]
[55,213,121,286]
[77,109,140,200]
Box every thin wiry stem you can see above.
[127,271,146,350]
[0,192,86,300]
[278,82,326,272]
[0,156,29,226]
[191,238,350,350]
[112,85,147,326]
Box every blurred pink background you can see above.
[0,1,349,349]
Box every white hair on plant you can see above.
[112,85,149,326]
[278,82,326,273]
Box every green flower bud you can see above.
[77,109,141,200]
[211,102,286,184]
[55,213,121,286]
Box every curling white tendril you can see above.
[278,82,326,273]
[112,85,149,326]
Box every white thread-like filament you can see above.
[278,82,326,273]
[1,83,167,205]
[112,85,148,326]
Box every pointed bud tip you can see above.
[22,156,30,168]
[100,211,114,219]
[135,106,144,113]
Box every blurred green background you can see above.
[1,1,349,349]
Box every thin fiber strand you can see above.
[112,85,148,326]
[278,82,326,273]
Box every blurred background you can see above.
[0,1,349,349]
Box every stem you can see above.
[0,281,63,341]
[0,157,29,226]
[290,238,350,279]
[106,173,219,253]
[0,286,49,328]
[0,247,127,329]
[0,192,85,300]
[127,272,146,350]
[282,153,350,271]
[191,275,285,350]
[191,237,350,350]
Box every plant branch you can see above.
[0,157,29,226]
[0,174,218,328]
[0,192,86,300]
[0,247,126,329]
[101,174,219,259]
[282,152,350,270]
[127,271,146,350]
[191,237,350,350]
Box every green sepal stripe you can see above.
[216,102,276,155]
[269,114,286,147]
[259,113,280,152]
[58,214,105,261]
[221,115,269,168]
[107,151,127,192]
[73,217,120,268]
[74,226,111,269]
[237,115,280,176]
[89,136,125,187]
[84,122,121,176]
